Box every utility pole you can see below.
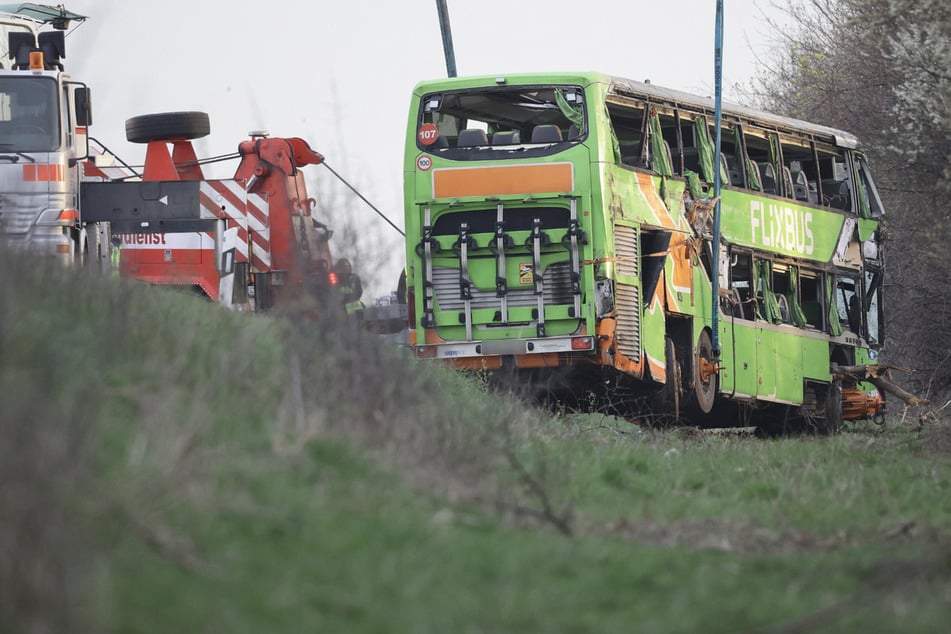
[435,0,457,77]
[711,0,724,357]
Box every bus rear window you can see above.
[417,86,586,158]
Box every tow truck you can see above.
[1,3,336,311]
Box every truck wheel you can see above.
[125,111,210,143]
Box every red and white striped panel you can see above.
[199,180,271,272]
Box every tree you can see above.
[751,0,951,403]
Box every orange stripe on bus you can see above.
[432,163,573,198]
[635,172,675,228]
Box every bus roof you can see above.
[412,71,861,150]
[608,75,860,149]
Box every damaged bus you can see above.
[402,72,885,429]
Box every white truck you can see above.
[0,3,108,266]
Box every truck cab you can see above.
[0,4,94,263]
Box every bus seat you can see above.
[776,294,791,323]
[673,146,701,176]
[567,123,580,139]
[782,166,796,199]
[492,130,520,145]
[747,159,763,191]
[457,129,489,147]
[719,152,733,185]
[758,162,778,195]
[531,124,563,143]
[726,155,743,186]
[822,179,851,210]
[801,300,822,327]
[791,169,810,202]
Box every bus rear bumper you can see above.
[415,334,595,363]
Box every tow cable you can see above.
[321,162,405,237]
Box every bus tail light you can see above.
[572,336,594,350]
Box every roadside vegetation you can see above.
[2,250,950,633]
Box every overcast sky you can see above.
[61,0,784,296]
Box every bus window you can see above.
[728,250,753,320]
[855,155,885,219]
[799,270,824,330]
[672,113,709,179]
[417,86,585,158]
[817,146,853,212]
[864,269,883,345]
[754,259,783,324]
[835,276,861,335]
[718,123,743,187]
[744,132,780,196]
[779,137,819,203]
[607,102,647,167]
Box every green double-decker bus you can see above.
[403,72,885,429]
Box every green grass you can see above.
[2,251,950,633]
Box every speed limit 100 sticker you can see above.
[417,155,433,171]
[418,123,439,145]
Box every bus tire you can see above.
[694,329,717,414]
[125,111,210,144]
[820,382,844,434]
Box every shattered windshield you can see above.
[0,76,60,152]
[417,85,586,158]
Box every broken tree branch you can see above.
[831,363,930,407]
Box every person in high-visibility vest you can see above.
[110,234,121,275]
[333,257,365,319]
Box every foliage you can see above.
[3,246,951,632]
[750,0,951,403]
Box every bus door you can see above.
[723,250,757,398]
[769,264,804,403]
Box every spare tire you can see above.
[125,111,210,143]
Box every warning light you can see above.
[29,51,44,71]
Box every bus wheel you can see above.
[694,330,718,414]
[819,382,844,434]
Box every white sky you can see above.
[61,0,783,297]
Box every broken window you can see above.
[417,85,586,160]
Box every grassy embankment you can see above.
[1,249,949,633]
